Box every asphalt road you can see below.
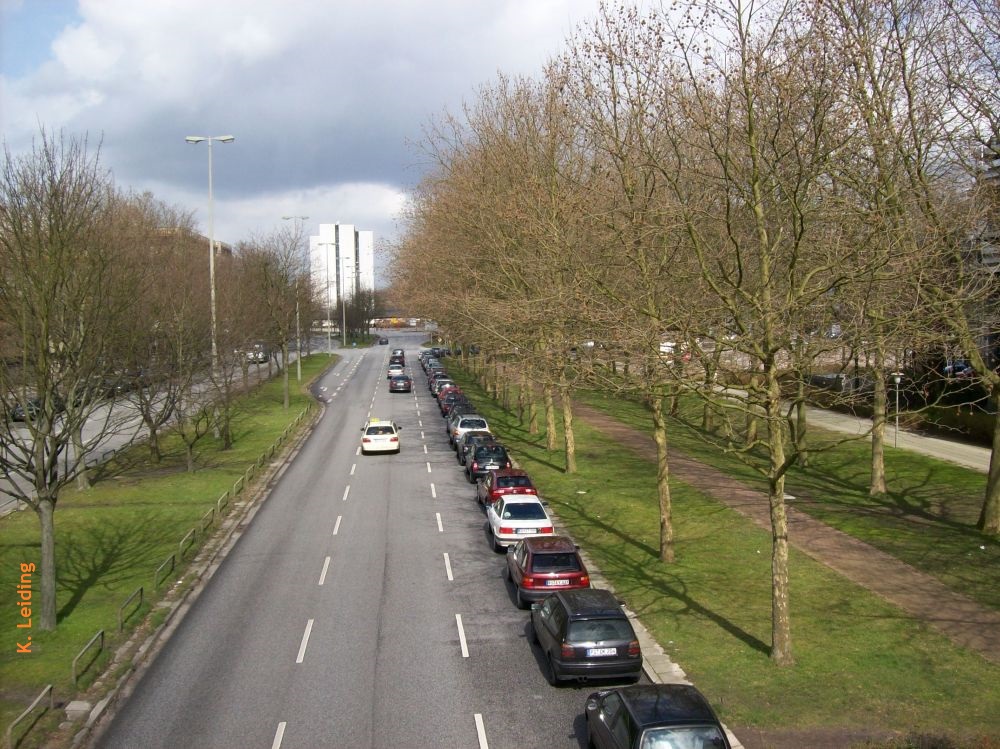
[95,331,601,749]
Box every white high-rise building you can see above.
[309,222,376,312]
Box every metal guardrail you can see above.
[199,507,215,534]
[118,587,143,632]
[4,684,53,749]
[153,553,175,590]
[72,630,104,685]
[178,528,196,559]
[217,491,229,516]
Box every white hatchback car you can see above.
[361,418,401,455]
[387,363,405,379]
[486,496,554,552]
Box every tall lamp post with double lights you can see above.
[185,134,235,378]
[282,215,308,382]
[892,372,903,448]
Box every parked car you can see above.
[529,588,642,685]
[486,495,553,551]
[430,378,455,396]
[466,441,510,482]
[457,431,495,466]
[585,684,732,748]
[477,468,537,506]
[10,395,66,422]
[505,535,590,608]
[360,417,401,455]
[449,414,490,449]
[388,375,412,393]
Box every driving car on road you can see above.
[387,363,405,379]
[360,418,401,455]
[388,375,412,393]
[529,588,642,686]
[505,535,590,608]
[585,684,732,749]
[486,495,553,551]
[378,336,389,344]
[477,468,537,507]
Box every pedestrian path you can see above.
[572,402,1000,665]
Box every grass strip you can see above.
[448,364,1000,736]
[0,354,333,738]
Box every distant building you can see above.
[309,223,375,311]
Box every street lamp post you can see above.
[185,134,234,380]
[282,215,309,382]
[317,242,335,354]
[892,372,903,448]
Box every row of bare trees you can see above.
[0,130,321,631]
[392,0,1000,665]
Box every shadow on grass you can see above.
[557,499,771,656]
[57,515,165,621]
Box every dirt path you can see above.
[572,402,1000,665]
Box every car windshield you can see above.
[501,503,546,520]
[498,476,532,488]
[531,553,581,573]
[366,426,395,435]
[639,725,728,749]
[566,618,633,643]
[461,419,488,429]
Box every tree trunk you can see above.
[186,443,195,472]
[980,385,1000,534]
[560,378,576,474]
[528,380,539,435]
[517,371,526,423]
[544,386,557,451]
[870,367,888,496]
[794,379,809,468]
[766,375,794,666]
[148,426,161,463]
[282,342,290,410]
[651,395,674,563]
[37,496,57,630]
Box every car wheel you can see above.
[516,589,527,610]
[545,654,561,686]
[528,621,539,645]
[503,564,512,582]
[491,532,503,553]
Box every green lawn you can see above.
[448,365,1000,738]
[0,355,333,741]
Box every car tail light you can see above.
[561,643,576,660]
[540,526,553,533]
[505,461,511,468]
[580,575,590,587]
[471,461,479,471]
[627,639,641,657]
[499,526,514,534]
[521,575,536,588]
[362,438,371,443]
[390,436,398,443]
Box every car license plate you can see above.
[545,579,570,586]
[517,528,537,534]
[587,647,617,657]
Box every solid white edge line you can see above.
[456,614,469,658]
[333,515,342,535]
[342,485,351,502]
[318,556,331,585]
[474,714,489,749]
[430,483,437,498]
[295,619,314,663]
[443,552,453,581]
[436,512,443,532]
[272,721,287,749]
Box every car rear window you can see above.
[530,553,581,573]
[366,426,395,435]
[640,726,727,749]
[501,503,547,520]
[566,618,634,643]
[498,475,532,488]
[460,418,487,429]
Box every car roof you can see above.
[616,684,720,729]
[553,588,623,618]
[523,535,576,552]
[493,468,529,479]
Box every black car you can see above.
[529,588,642,685]
[465,442,510,483]
[585,684,732,748]
[388,375,412,393]
[378,337,389,345]
[456,430,494,466]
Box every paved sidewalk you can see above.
[572,402,1000,665]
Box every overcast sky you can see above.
[0,0,616,284]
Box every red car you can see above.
[476,468,536,506]
[505,535,590,608]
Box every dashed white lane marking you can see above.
[318,556,331,585]
[342,485,351,502]
[296,619,314,663]
[430,483,437,498]
[474,714,489,749]
[320,386,327,392]
[456,614,469,658]
[443,552,454,581]
[426,461,432,473]
[436,512,443,532]
[424,444,428,454]
[350,463,356,476]
[333,515,342,535]
[272,722,287,749]
[420,431,425,439]
[419,419,423,427]
[356,446,361,455]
